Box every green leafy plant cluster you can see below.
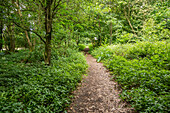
[78,44,86,51]
[91,41,170,112]
[0,49,88,112]
[88,44,94,53]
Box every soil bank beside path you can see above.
[67,54,136,113]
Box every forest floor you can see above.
[67,53,136,113]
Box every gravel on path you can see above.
[67,54,136,113]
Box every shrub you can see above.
[78,44,86,51]
[88,44,94,53]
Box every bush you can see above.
[91,41,170,112]
[0,48,88,112]
[78,44,86,51]
[88,44,94,53]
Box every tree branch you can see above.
[53,0,57,10]
[124,7,136,35]
[53,0,62,12]
[13,21,46,44]
[38,0,44,8]
[52,1,68,18]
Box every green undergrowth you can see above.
[91,41,170,113]
[0,48,88,112]
[78,44,86,51]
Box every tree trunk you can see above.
[24,31,32,51]
[45,34,51,65]
[99,20,101,46]
[0,17,3,50]
[97,15,101,46]
[44,0,52,65]
[76,35,80,45]
[33,38,36,50]
[10,36,15,52]
[7,24,15,52]
[110,22,112,45]
[6,1,15,52]
[7,0,15,52]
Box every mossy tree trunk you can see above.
[44,0,52,65]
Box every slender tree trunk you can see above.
[76,35,80,45]
[97,15,101,46]
[110,22,112,45]
[4,35,9,51]
[6,2,15,52]
[0,17,3,50]
[7,24,15,52]
[44,0,52,65]
[9,31,15,52]
[33,38,36,50]
[99,20,101,46]
[0,5,3,51]
[124,7,136,35]
[7,0,15,52]
[24,31,32,51]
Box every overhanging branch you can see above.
[52,0,67,18]
[13,21,46,44]
[52,0,62,12]
[38,0,44,8]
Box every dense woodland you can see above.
[0,0,170,112]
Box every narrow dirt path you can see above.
[67,54,135,113]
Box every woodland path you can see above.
[67,53,135,113]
